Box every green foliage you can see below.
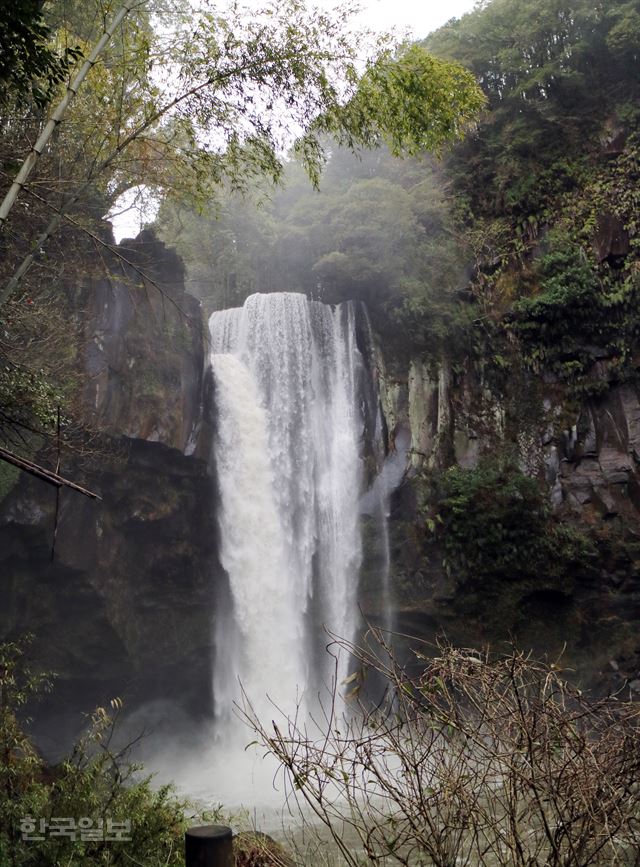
[415,0,640,393]
[507,238,601,371]
[26,0,482,216]
[425,0,640,221]
[159,0,640,377]
[0,1,82,107]
[436,456,594,585]
[606,0,640,59]
[158,147,472,360]
[0,294,79,453]
[506,231,640,391]
[412,0,640,393]
[0,363,61,434]
[0,639,221,866]
[310,43,485,179]
[0,638,53,864]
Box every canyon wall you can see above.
[0,231,221,744]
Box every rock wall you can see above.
[0,230,222,748]
[82,229,207,454]
[374,351,640,693]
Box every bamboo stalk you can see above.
[0,1,140,235]
[0,445,101,500]
[51,406,62,560]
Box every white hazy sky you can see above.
[353,0,476,39]
[112,0,478,240]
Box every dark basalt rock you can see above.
[375,351,640,694]
[593,213,630,263]
[0,436,222,754]
[83,229,207,454]
[0,228,221,754]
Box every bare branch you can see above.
[0,444,100,500]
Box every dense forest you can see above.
[1,0,640,864]
[162,0,640,380]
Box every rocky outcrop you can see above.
[593,213,630,262]
[551,384,640,519]
[0,439,220,740]
[374,354,640,692]
[83,229,207,455]
[382,359,640,523]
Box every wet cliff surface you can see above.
[370,350,640,694]
[82,230,206,453]
[0,231,222,748]
[1,220,638,743]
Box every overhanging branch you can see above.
[0,445,101,500]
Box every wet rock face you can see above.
[0,230,221,749]
[593,213,630,263]
[382,360,640,525]
[0,437,221,748]
[552,383,640,521]
[376,357,640,693]
[83,230,207,455]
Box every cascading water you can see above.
[209,292,364,737]
[139,293,400,808]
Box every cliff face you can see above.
[0,231,221,743]
[82,230,206,454]
[375,350,640,693]
[383,356,640,525]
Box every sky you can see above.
[111,0,478,240]
[352,0,476,39]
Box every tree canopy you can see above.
[159,0,640,390]
[424,0,640,218]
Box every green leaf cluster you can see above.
[0,1,82,108]
[0,640,221,867]
[321,44,486,164]
[0,363,61,434]
[436,456,594,586]
[158,145,473,360]
[425,0,640,221]
[505,231,640,393]
[408,0,640,390]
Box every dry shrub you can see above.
[245,632,640,867]
[234,830,294,867]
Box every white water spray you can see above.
[210,293,364,736]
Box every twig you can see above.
[50,406,62,561]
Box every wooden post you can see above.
[185,825,233,867]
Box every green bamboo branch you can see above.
[0,0,142,237]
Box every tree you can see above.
[158,141,472,361]
[0,0,484,303]
[0,1,82,108]
[0,0,483,495]
[424,0,640,220]
[0,1,140,239]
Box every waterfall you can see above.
[209,292,364,733]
